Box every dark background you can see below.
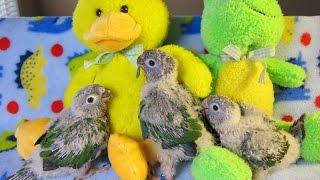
[18,0,320,16]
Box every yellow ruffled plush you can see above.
[108,134,148,180]
[15,118,50,160]
[216,60,274,116]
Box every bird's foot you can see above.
[290,114,306,143]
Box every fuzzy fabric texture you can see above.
[73,0,169,53]
[108,134,148,180]
[266,164,320,180]
[200,0,306,116]
[274,17,320,121]
[192,146,252,180]
[301,112,320,163]
[216,60,274,116]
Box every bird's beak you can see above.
[201,99,209,109]
[136,66,141,79]
[102,89,112,102]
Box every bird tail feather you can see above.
[8,168,37,180]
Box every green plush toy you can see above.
[300,112,320,163]
[192,147,252,180]
[200,0,306,116]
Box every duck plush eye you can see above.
[86,96,95,104]
[146,59,156,67]
[96,9,102,17]
[120,5,129,13]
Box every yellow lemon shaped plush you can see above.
[108,134,148,180]
[216,60,274,116]
[15,118,50,160]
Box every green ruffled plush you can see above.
[192,146,252,180]
[301,112,320,163]
[0,130,16,152]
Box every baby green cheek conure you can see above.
[10,85,111,180]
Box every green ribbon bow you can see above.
[84,44,144,69]
[221,44,276,84]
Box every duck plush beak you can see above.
[84,12,142,52]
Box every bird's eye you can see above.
[212,103,219,111]
[146,59,156,67]
[120,5,129,13]
[96,9,103,17]
[86,96,95,104]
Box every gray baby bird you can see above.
[202,96,300,180]
[137,50,213,180]
[10,84,112,180]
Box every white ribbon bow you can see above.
[221,44,276,84]
[84,44,144,69]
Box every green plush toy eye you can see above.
[242,0,283,18]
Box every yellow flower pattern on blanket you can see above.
[20,46,47,109]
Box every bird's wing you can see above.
[139,100,149,139]
[40,143,100,171]
[240,130,289,169]
[39,118,104,170]
[144,104,202,149]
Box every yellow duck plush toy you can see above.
[16,0,212,179]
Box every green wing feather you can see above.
[40,144,99,170]
[144,104,202,149]
[241,133,290,169]
[40,118,104,170]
